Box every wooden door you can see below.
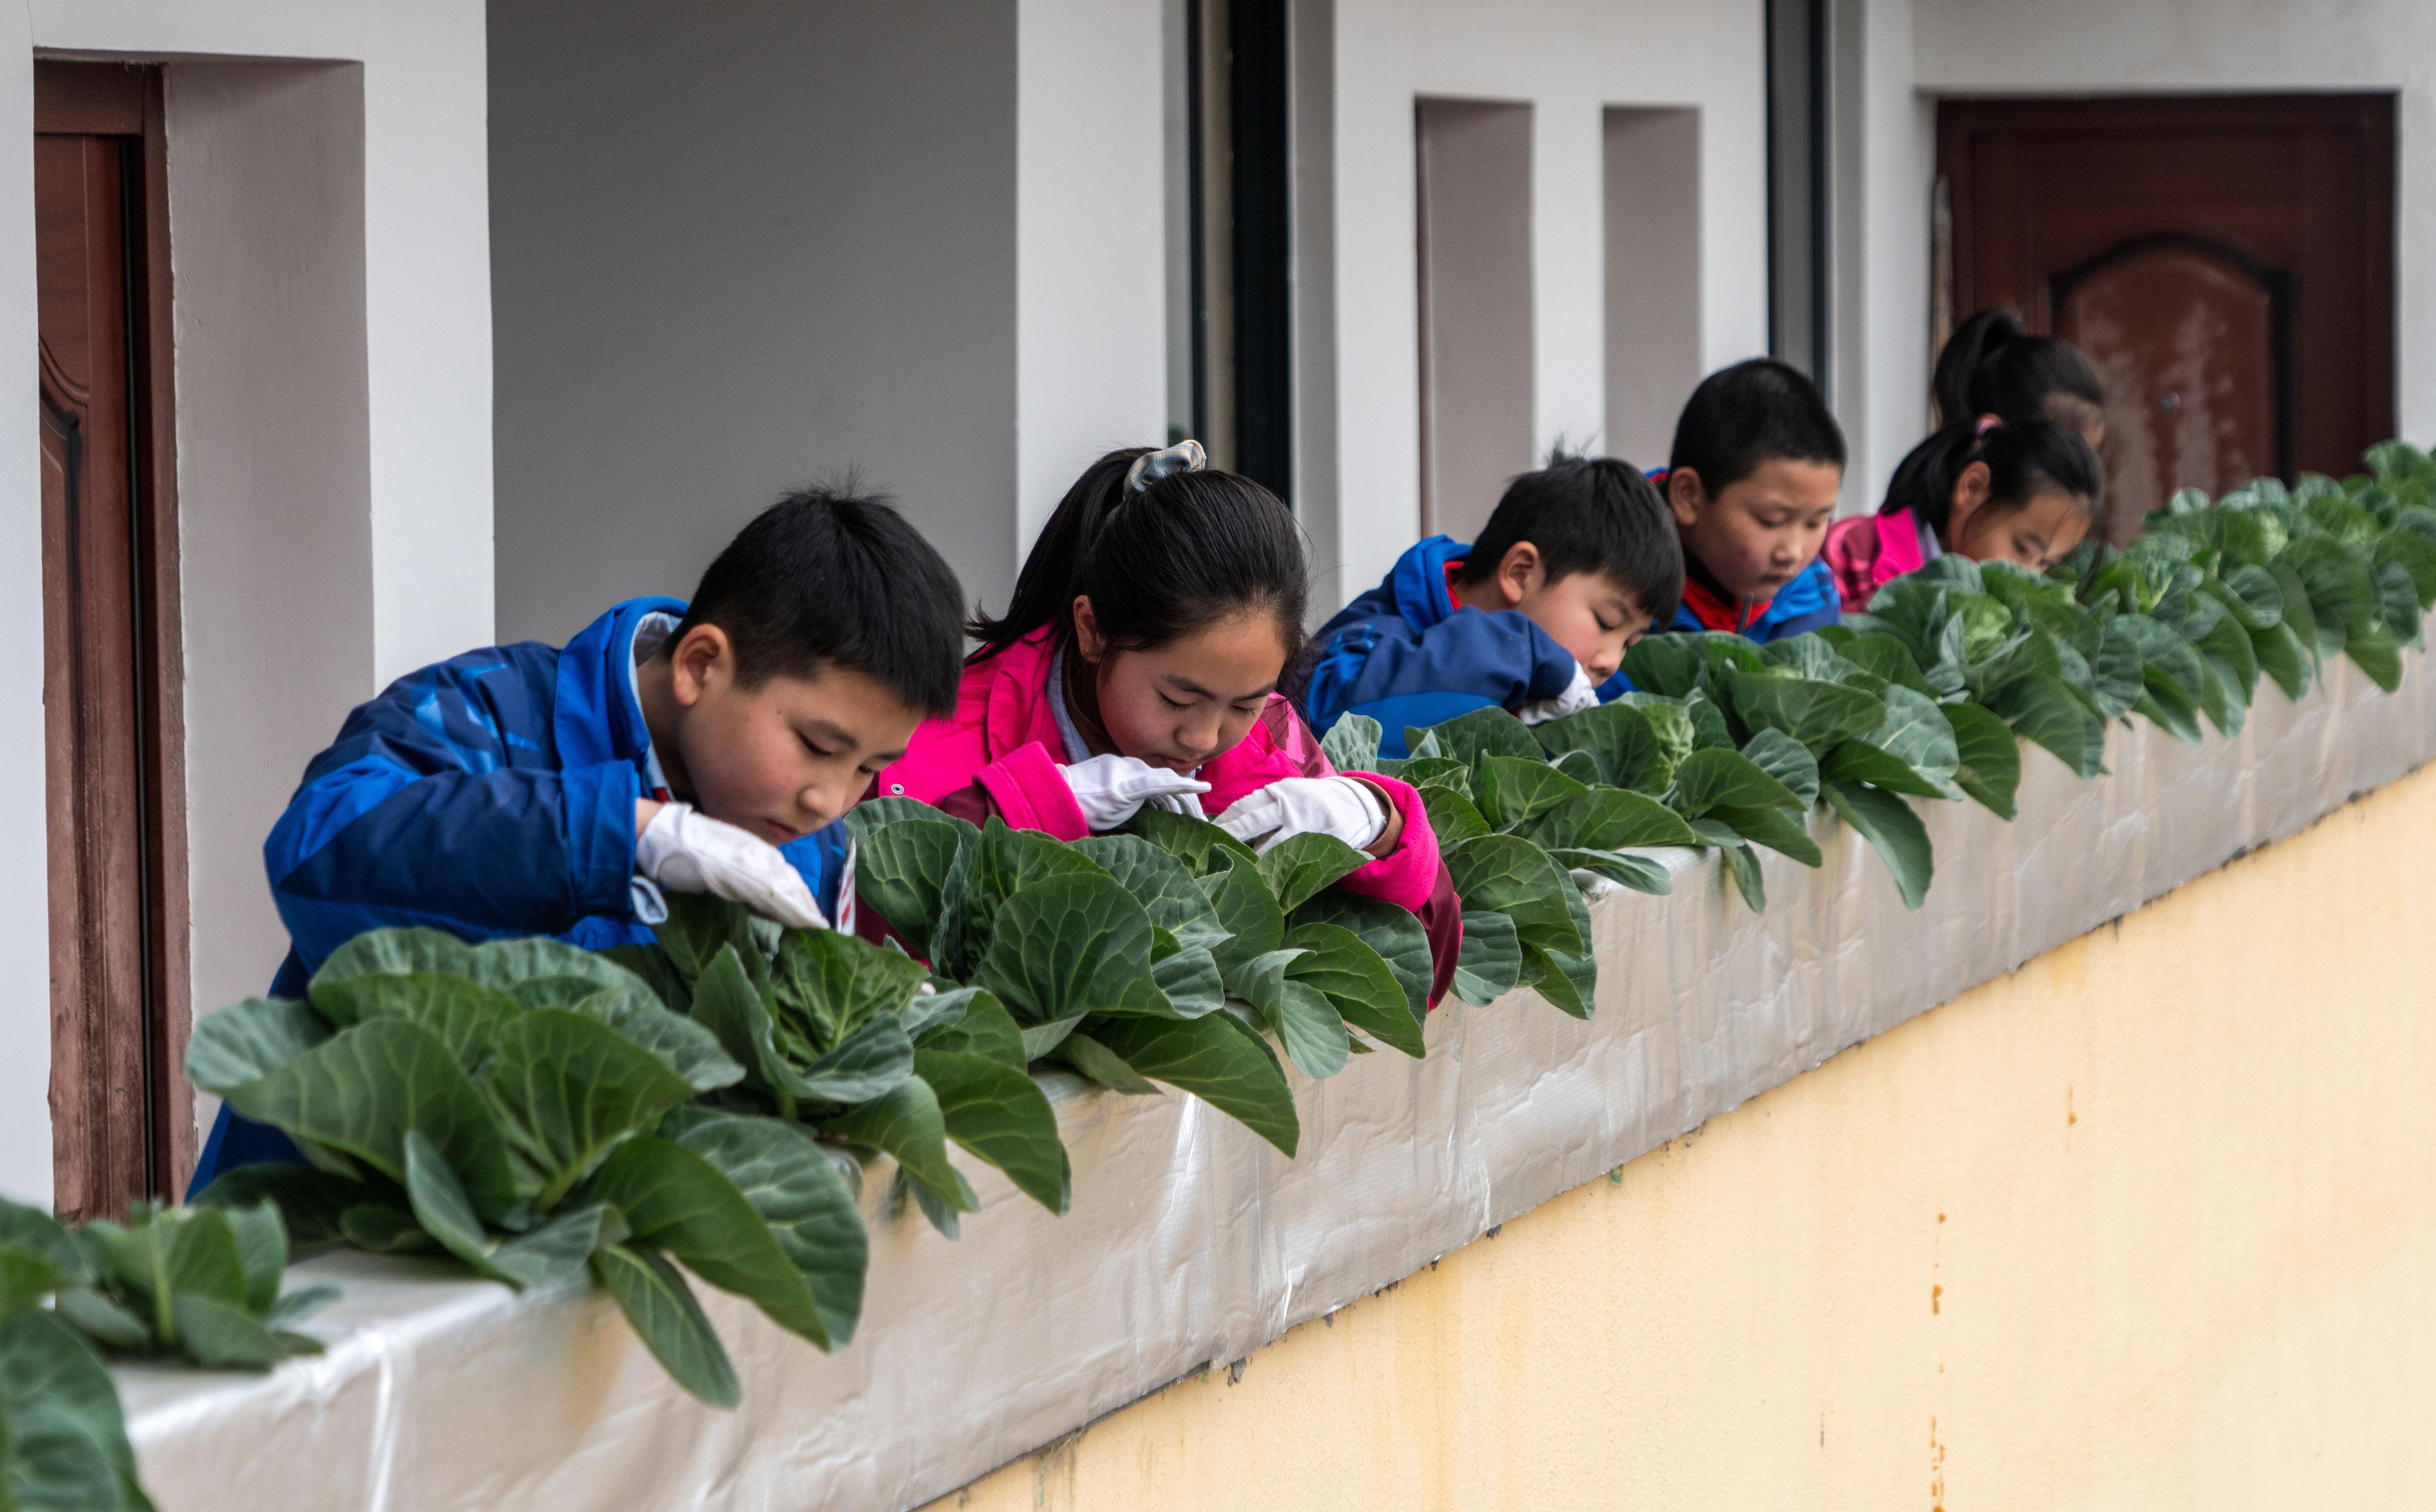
[1940,95,2395,542]
[35,62,187,1220]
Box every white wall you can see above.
[488,0,1022,645]
[1832,0,1935,516]
[1912,0,2435,447]
[1015,0,1170,559]
[0,28,43,1203]
[1318,0,1771,611]
[27,0,495,685]
[0,0,492,1202]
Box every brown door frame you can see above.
[1938,92,2397,483]
[34,59,190,1215]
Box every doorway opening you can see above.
[34,59,188,1220]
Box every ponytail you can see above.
[1882,417,2104,541]
[1932,308,2106,432]
[968,445,1309,666]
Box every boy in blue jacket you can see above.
[1303,454,1682,757]
[1656,357,1846,645]
[190,486,966,1189]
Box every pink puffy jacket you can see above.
[1820,506,1934,615]
[875,628,1444,915]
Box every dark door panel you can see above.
[35,61,185,1219]
[1940,94,2394,542]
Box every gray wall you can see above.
[488,0,1017,645]
[1603,108,1701,470]
[169,61,374,1139]
[1414,97,1534,543]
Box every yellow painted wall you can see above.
[927,762,2436,1510]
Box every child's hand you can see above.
[1214,775,1390,856]
[1062,754,1213,831]
[635,801,831,930]
[1516,661,1600,726]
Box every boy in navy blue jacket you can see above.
[1657,358,1846,646]
[191,486,966,1189]
[1303,455,1682,758]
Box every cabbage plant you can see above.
[186,930,863,1408]
[843,805,1443,1153]
[0,1198,153,1512]
[53,1200,334,1369]
[603,892,1071,1238]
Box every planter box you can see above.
[121,653,2436,1512]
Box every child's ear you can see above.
[668,623,732,707]
[1946,460,1994,540]
[1495,542,1542,606]
[1666,469,1705,528]
[1072,595,1107,662]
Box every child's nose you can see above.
[1177,709,1225,758]
[801,774,856,826]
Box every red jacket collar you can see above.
[1678,550,1772,632]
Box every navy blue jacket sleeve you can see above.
[262,650,641,974]
[1308,609,1580,742]
[1762,604,1843,641]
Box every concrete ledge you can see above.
[120,653,2436,1512]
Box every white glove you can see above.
[1516,660,1600,726]
[1061,754,1213,831]
[1213,776,1388,855]
[635,801,830,930]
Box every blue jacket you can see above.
[189,597,854,1192]
[1301,537,1583,759]
[1671,554,1841,644]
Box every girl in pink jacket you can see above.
[876,442,1460,1005]
[1820,416,2104,613]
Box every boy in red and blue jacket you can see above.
[1649,358,1846,650]
[1302,455,1683,757]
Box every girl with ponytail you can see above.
[1820,418,2104,613]
[878,443,1458,1003]
[1932,308,2109,447]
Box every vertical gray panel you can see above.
[487,0,1019,645]
[1602,108,1702,469]
[1291,0,1342,615]
[1415,97,1533,544]
[166,62,373,1092]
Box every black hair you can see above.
[1932,308,2106,435]
[1455,451,1684,624]
[1880,417,2104,541]
[673,484,964,716]
[969,446,1309,668]
[1666,358,1846,496]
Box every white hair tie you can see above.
[1124,439,1207,494]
